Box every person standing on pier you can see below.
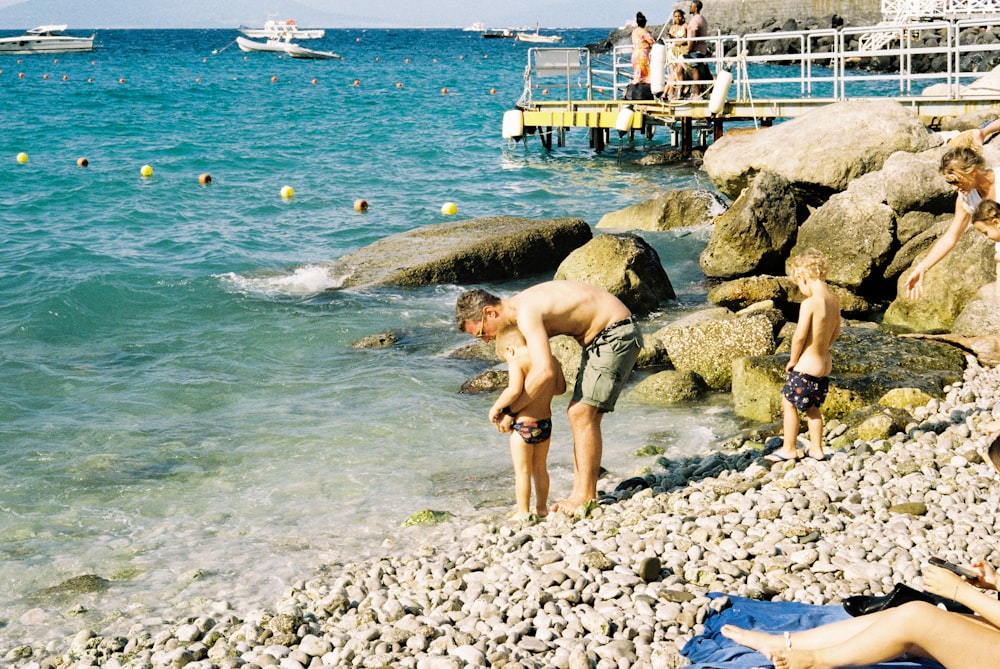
[629,11,656,99]
[684,0,711,99]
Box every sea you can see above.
[0,28,744,650]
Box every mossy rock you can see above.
[403,509,454,527]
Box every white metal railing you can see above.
[880,0,1000,20]
[516,17,1000,109]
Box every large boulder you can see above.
[731,326,966,423]
[699,171,799,279]
[596,189,727,231]
[787,185,896,291]
[554,233,675,316]
[883,227,996,332]
[627,369,707,405]
[330,217,592,288]
[702,100,935,201]
[652,310,778,390]
[951,283,1000,337]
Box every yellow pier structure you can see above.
[506,17,1000,152]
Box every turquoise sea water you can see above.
[0,29,740,648]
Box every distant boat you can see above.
[465,22,487,32]
[239,18,324,40]
[0,25,95,55]
[515,24,563,44]
[482,28,516,39]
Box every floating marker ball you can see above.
[77,157,89,167]
[441,202,457,215]
[270,76,277,83]
[119,78,125,84]
[198,173,212,184]
[311,78,317,85]
[490,88,496,95]
[280,185,295,199]
[354,198,368,212]
[140,164,153,178]
[441,87,448,95]
[42,74,49,79]
[16,152,28,164]
[62,75,68,81]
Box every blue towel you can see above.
[681,594,945,669]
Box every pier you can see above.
[503,14,1000,152]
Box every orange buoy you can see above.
[87,77,93,83]
[42,74,49,79]
[405,58,410,64]
[270,76,277,83]
[353,198,368,212]
[18,72,24,79]
[198,173,212,184]
[77,157,89,167]
[119,78,125,84]
[396,82,403,88]
[53,58,58,64]
[62,75,68,81]
[311,78,317,84]
[353,79,360,86]
[441,87,448,94]
[542,88,549,95]
[490,88,496,95]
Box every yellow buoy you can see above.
[280,185,295,199]
[140,164,153,178]
[198,173,212,184]
[354,198,369,212]
[77,157,89,167]
[441,202,457,215]
[16,152,28,164]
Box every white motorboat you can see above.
[0,25,95,55]
[237,36,341,60]
[239,18,324,40]
[515,25,563,44]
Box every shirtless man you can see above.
[766,249,841,463]
[456,280,643,514]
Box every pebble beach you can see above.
[6,354,999,668]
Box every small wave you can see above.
[216,265,348,297]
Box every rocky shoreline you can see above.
[6,357,1000,668]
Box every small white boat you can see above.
[239,18,324,40]
[482,28,516,39]
[0,25,95,55]
[285,43,342,60]
[236,35,291,53]
[465,22,487,32]
[515,24,563,44]
[237,36,341,60]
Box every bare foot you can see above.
[720,624,785,658]
[772,648,827,669]
[550,495,594,516]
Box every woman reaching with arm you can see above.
[905,145,997,299]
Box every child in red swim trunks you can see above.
[491,326,566,520]
[767,249,841,463]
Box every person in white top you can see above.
[905,145,997,299]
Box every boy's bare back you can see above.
[793,282,840,378]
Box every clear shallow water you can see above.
[0,29,740,648]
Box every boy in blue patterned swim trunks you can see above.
[491,326,566,520]
[767,249,841,463]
